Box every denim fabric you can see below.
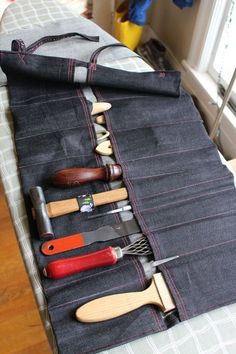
[0,39,181,353]
[95,83,236,323]
[1,33,236,354]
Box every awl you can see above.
[41,218,140,256]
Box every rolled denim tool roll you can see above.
[51,164,122,187]
[43,236,152,279]
[75,272,176,322]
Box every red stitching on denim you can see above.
[123,144,215,163]
[148,208,236,233]
[95,88,190,323]
[139,186,235,214]
[76,88,120,222]
[136,175,232,202]
[94,88,163,332]
[71,59,76,82]
[17,52,26,64]
[111,119,202,133]
[163,268,189,320]
[67,59,71,82]
[26,33,99,54]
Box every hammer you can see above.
[30,186,128,239]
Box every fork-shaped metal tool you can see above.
[44,236,153,279]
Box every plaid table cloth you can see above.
[0,1,236,353]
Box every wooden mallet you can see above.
[30,186,128,239]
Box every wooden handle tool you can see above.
[95,140,113,156]
[45,187,128,218]
[95,115,106,124]
[51,164,122,187]
[91,102,111,115]
[75,272,176,322]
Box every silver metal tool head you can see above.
[152,255,179,267]
[30,186,54,239]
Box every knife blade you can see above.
[41,218,140,256]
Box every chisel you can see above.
[41,218,140,256]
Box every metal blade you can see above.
[83,218,140,244]
[41,219,141,255]
[87,205,132,219]
[152,255,179,267]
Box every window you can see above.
[208,0,236,111]
[182,0,236,158]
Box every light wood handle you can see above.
[46,187,128,218]
[76,278,162,322]
[91,102,111,115]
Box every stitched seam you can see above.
[112,119,203,132]
[11,95,87,107]
[122,145,215,163]
[15,124,87,141]
[94,88,163,331]
[95,90,189,322]
[137,175,233,201]
[139,186,235,213]
[18,153,94,169]
[149,209,236,233]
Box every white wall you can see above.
[148,0,200,62]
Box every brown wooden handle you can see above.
[51,164,122,187]
[46,187,128,218]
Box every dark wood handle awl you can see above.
[51,164,122,187]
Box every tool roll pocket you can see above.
[2,35,236,353]
[95,83,236,323]
[1,50,170,354]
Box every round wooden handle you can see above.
[51,164,122,187]
[43,246,117,279]
[46,187,128,217]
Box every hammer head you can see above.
[30,186,54,239]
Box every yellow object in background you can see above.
[114,0,143,50]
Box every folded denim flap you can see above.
[160,240,236,321]
[112,122,211,161]
[89,65,181,96]
[16,127,94,166]
[0,51,86,83]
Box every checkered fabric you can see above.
[0,1,236,354]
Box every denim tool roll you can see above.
[1,34,236,354]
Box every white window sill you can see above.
[181,59,236,159]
